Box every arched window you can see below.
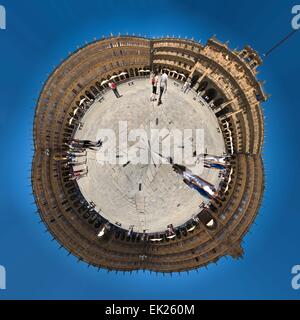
[203,88,217,102]
[85,91,94,100]
[214,98,224,108]
[95,82,102,90]
[191,74,200,88]
[197,81,208,92]
[114,230,121,239]
[90,86,99,95]
[112,72,119,82]
[198,210,218,230]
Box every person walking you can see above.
[158,71,168,106]
[109,81,121,98]
[150,72,159,101]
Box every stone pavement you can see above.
[75,78,226,233]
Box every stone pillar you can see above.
[218,98,238,112]
[149,40,154,71]
[194,71,208,91]
[199,71,208,83]
[194,82,201,91]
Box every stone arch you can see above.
[197,81,208,92]
[80,95,87,101]
[191,74,200,88]
[112,72,119,82]
[85,90,94,100]
[124,69,130,78]
[203,88,217,102]
[214,98,225,108]
[90,86,99,96]
[95,81,102,90]
[198,210,218,230]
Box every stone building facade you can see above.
[32,35,266,272]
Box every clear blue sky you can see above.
[0,0,299,300]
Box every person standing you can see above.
[150,72,159,101]
[158,71,168,106]
[80,139,103,151]
[69,169,88,181]
[69,139,103,150]
[63,160,87,169]
[109,81,121,98]
[182,80,191,94]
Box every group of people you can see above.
[161,151,231,201]
[65,138,103,152]
[103,69,170,106]
[149,71,194,105]
[173,163,223,202]
[54,138,103,181]
[198,154,229,171]
[150,71,168,105]
[54,151,88,181]
[106,70,169,105]
[106,68,214,108]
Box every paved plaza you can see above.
[75,79,226,233]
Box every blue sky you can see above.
[0,0,299,299]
